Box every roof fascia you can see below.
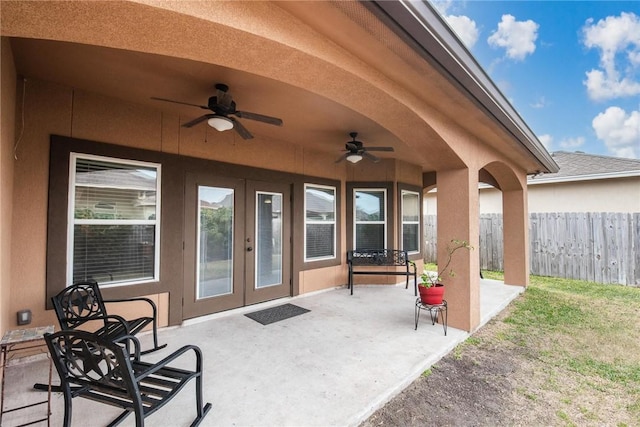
[363,0,559,173]
[528,170,640,185]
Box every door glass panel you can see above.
[197,186,234,299]
[256,192,282,289]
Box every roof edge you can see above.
[363,0,559,174]
[529,170,640,185]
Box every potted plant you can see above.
[418,239,472,305]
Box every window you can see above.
[69,154,161,286]
[354,189,386,249]
[401,190,420,254]
[304,184,336,261]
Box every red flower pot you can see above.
[419,283,444,305]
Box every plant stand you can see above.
[414,298,447,335]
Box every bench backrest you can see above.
[347,249,410,267]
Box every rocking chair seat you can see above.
[44,330,212,427]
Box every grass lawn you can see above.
[364,266,639,425]
[416,266,640,424]
[485,271,640,425]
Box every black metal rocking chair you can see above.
[52,281,167,355]
[44,330,212,427]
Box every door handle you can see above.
[247,247,253,252]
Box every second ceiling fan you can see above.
[152,83,283,140]
[335,132,394,164]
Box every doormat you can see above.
[245,304,310,325]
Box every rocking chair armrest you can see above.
[135,345,203,380]
[103,297,158,319]
[99,314,134,334]
[103,296,158,312]
[111,334,142,360]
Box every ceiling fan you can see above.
[151,83,283,140]
[335,132,394,164]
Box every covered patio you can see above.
[2,280,522,426]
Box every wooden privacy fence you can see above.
[424,213,640,286]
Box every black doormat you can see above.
[245,303,310,325]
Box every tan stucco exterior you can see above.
[426,176,640,215]
[1,38,17,335]
[1,1,554,333]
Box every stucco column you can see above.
[436,168,480,332]
[502,189,529,286]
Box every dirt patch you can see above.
[361,307,557,427]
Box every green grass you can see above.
[418,267,640,423]
[500,273,640,424]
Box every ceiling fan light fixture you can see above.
[346,153,363,163]
[207,116,234,132]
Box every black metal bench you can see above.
[347,249,417,296]
[44,330,212,427]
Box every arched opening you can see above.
[479,162,528,287]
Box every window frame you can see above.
[397,183,423,261]
[67,152,162,288]
[353,187,387,250]
[400,188,421,255]
[346,182,394,251]
[303,183,337,262]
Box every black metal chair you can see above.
[44,330,212,427]
[52,281,166,355]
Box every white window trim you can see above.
[304,183,337,262]
[67,152,162,288]
[354,188,387,249]
[401,189,421,255]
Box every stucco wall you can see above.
[7,77,367,330]
[1,38,17,335]
[425,177,640,215]
[526,179,640,213]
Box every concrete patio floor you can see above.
[2,279,523,427]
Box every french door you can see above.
[183,173,291,319]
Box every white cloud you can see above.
[431,0,453,16]
[445,15,479,49]
[433,1,479,50]
[592,106,640,158]
[559,137,586,150]
[538,134,587,153]
[583,12,640,101]
[530,96,548,109]
[488,14,539,60]
[538,134,554,151]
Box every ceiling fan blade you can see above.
[234,111,283,126]
[151,97,209,110]
[182,114,215,128]
[363,146,394,152]
[362,151,381,163]
[335,153,350,163]
[230,117,254,140]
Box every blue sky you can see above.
[432,1,639,159]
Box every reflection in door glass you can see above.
[197,186,234,299]
[256,192,282,289]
